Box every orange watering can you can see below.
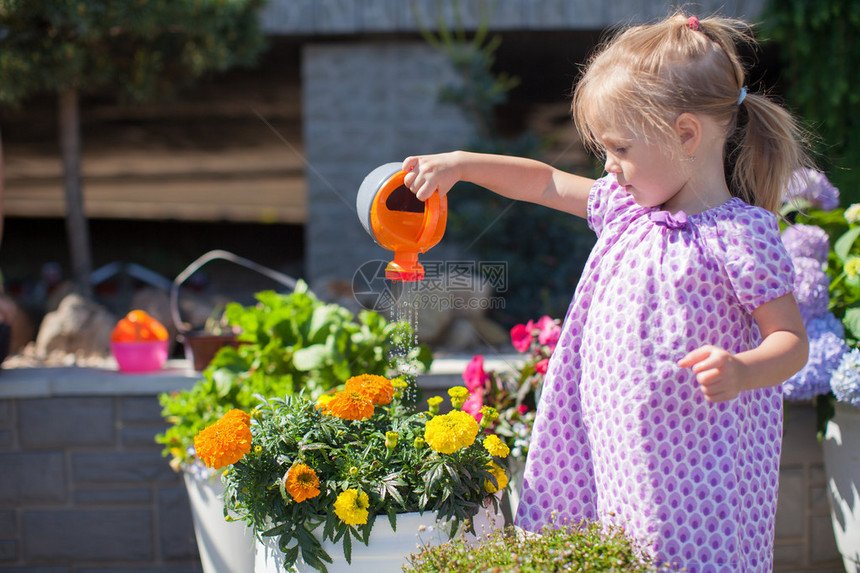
[357,163,447,281]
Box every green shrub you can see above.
[406,521,669,573]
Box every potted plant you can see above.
[170,249,299,371]
[460,315,558,518]
[155,283,432,573]
[406,519,670,572]
[193,375,508,573]
[780,169,860,570]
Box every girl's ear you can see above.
[675,113,702,158]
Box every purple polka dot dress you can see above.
[515,175,794,572]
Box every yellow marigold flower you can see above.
[483,435,510,458]
[448,386,469,409]
[391,378,408,390]
[325,391,375,421]
[193,409,252,469]
[427,395,444,415]
[424,410,480,454]
[345,374,394,405]
[334,489,370,526]
[315,394,334,410]
[847,256,860,279]
[484,462,508,493]
[479,406,500,428]
[385,431,399,450]
[284,463,321,503]
[254,445,263,454]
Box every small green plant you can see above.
[155,281,432,468]
[406,521,669,572]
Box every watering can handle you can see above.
[169,249,299,335]
[417,191,441,247]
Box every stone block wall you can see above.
[302,42,474,288]
[0,394,200,571]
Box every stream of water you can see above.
[389,281,421,403]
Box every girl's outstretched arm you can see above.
[402,151,595,218]
[677,293,809,402]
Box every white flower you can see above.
[846,203,860,224]
[832,348,860,407]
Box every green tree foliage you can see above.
[0,0,267,292]
[764,0,860,202]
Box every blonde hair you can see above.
[572,12,811,214]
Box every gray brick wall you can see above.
[0,395,200,571]
[260,0,767,35]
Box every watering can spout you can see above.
[356,163,447,282]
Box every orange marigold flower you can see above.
[193,409,252,469]
[284,463,321,503]
[344,374,395,405]
[325,391,375,421]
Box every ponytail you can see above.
[727,92,812,214]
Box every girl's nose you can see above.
[604,155,619,173]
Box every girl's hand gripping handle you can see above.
[402,153,462,202]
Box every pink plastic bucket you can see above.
[111,340,169,373]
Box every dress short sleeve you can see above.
[587,174,635,237]
[722,207,795,313]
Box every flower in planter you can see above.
[284,463,321,503]
[424,410,479,453]
[779,170,860,432]
[782,314,848,401]
[334,489,371,526]
[194,373,507,571]
[784,167,840,211]
[461,316,557,462]
[831,348,860,407]
[192,409,252,469]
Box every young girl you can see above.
[402,13,809,572]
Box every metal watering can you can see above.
[356,162,447,281]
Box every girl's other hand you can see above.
[677,345,745,402]
[402,152,462,201]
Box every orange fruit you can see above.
[111,310,169,342]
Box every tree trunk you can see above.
[58,88,93,298]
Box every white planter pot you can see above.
[822,402,860,572]
[183,469,256,573]
[255,500,503,573]
[503,457,526,523]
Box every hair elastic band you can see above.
[687,16,700,31]
[737,86,748,105]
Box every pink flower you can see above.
[518,404,529,415]
[462,355,488,392]
[535,358,549,374]
[510,322,534,353]
[462,389,484,421]
[536,316,561,350]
